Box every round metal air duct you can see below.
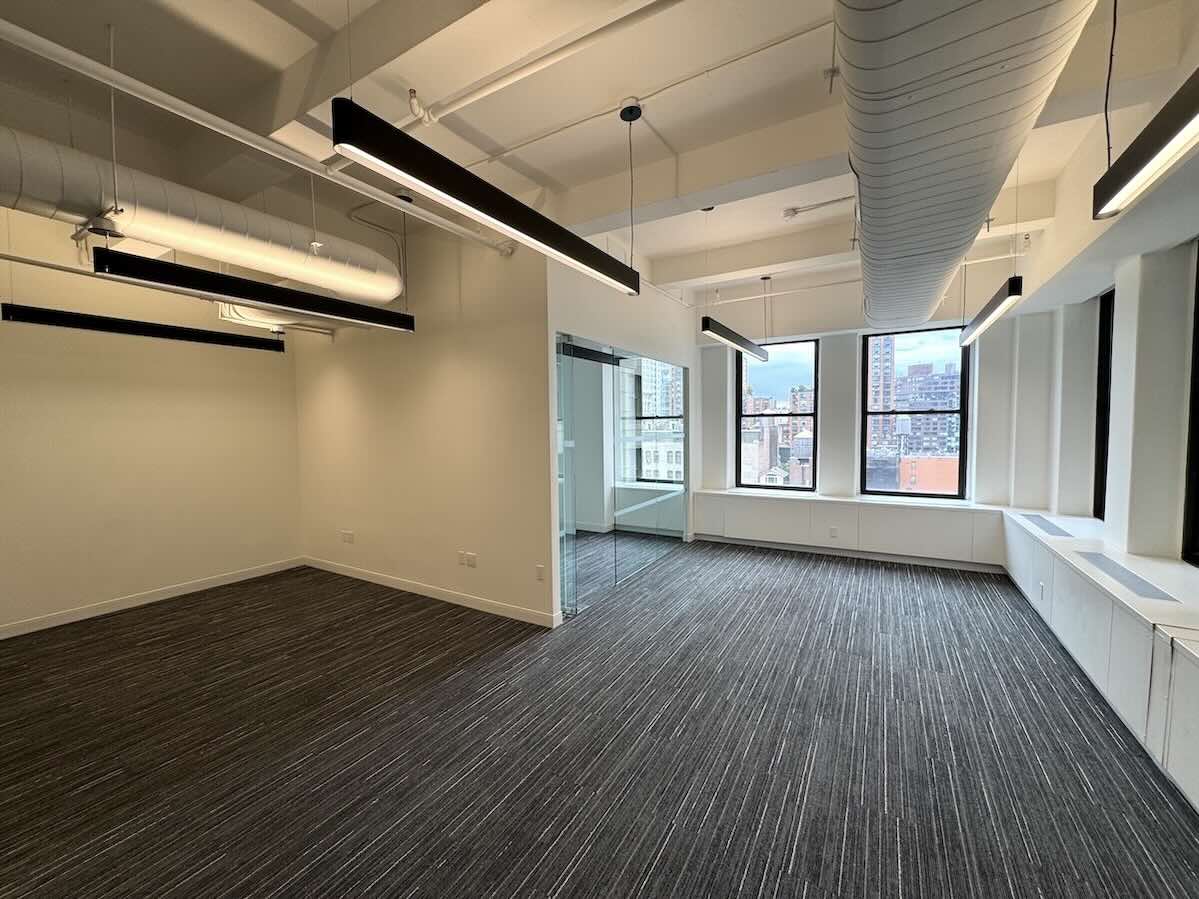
[836,0,1096,326]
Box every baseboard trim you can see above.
[693,534,1005,573]
[303,557,556,628]
[0,558,306,641]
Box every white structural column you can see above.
[1050,300,1100,515]
[817,333,858,496]
[1009,313,1056,510]
[699,346,734,489]
[1107,244,1197,555]
[972,319,1017,505]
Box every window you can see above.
[736,340,818,490]
[1183,250,1199,565]
[1094,289,1114,520]
[617,359,684,484]
[861,327,970,498]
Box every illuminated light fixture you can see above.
[93,248,414,332]
[701,315,768,362]
[1094,66,1199,219]
[960,276,1022,347]
[331,98,639,296]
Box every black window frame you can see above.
[735,339,820,492]
[625,370,685,486]
[1182,249,1199,566]
[1093,289,1115,520]
[859,326,971,500]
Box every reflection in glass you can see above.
[555,336,687,617]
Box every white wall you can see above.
[1105,244,1196,555]
[294,232,556,626]
[972,319,1016,504]
[0,209,300,637]
[699,345,732,489]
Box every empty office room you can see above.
[4,0,1199,895]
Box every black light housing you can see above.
[331,97,640,296]
[960,275,1023,347]
[1094,65,1199,219]
[93,247,414,332]
[2,303,284,352]
[701,315,768,362]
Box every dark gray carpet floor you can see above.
[2,542,1199,897]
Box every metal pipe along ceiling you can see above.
[0,126,401,303]
[835,0,1096,326]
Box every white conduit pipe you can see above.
[0,125,401,303]
[403,0,687,129]
[0,17,510,256]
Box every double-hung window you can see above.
[736,340,819,490]
[861,327,970,498]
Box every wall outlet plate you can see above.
[339,529,355,544]
[466,552,478,568]
[458,550,466,566]
[536,564,545,582]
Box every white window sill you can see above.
[695,487,979,510]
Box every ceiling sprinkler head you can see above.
[619,98,642,122]
[86,214,125,240]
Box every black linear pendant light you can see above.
[331,98,640,296]
[1094,65,1199,219]
[701,316,768,362]
[93,248,415,332]
[960,276,1022,347]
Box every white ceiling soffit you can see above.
[836,0,1096,327]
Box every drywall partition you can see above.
[0,209,300,638]
[1105,245,1195,555]
[294,232,556,626]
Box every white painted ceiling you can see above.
[630,175,855,259]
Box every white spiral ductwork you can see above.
[0,125,401,304]
[836,0,1096,326]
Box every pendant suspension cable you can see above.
[106,25,120,214]
[627,121,635,264]
[345,0,354,99]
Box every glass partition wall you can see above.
[556,335,687,618]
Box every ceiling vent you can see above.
[835,0,1096,326]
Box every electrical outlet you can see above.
[535,564,545,582]
[466,552,478,568]
[829,526,838,539]
[339,529,355,544]
[458,550,466,566]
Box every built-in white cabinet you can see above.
[1002,511,1199,815]
[1106,604,1153,741]
[1164,641,1199,808]
[693,491,1005,566]
[1050,557,1114,688]
[1003,515,1054,621]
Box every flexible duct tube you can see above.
[0,126,401,303]
[836,0,1095,326]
